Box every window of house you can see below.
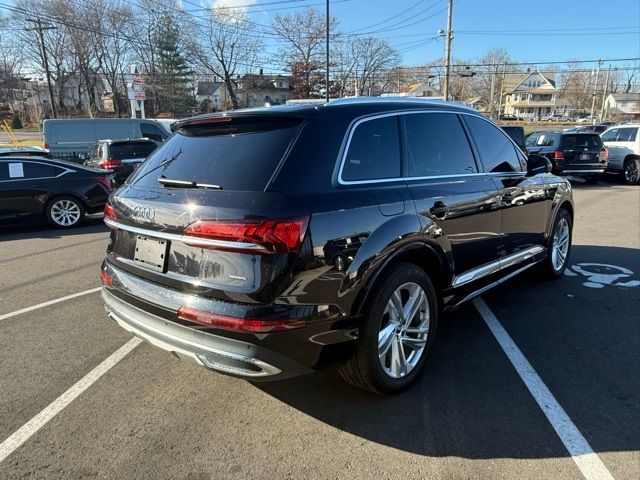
[342,116,401,181]
[404,113,477,177]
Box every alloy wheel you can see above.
[551,217,570,271]
[378,282,430,378]
[624,161,639,184]
[50,199,81,227]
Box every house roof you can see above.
[237,75,291,92]
[508,70,556,93]
[196,82,224,96]
[399,83,440,95]
[608,93,640,101]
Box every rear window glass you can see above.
[129,116,301,191]
[342,116,401,181]
[562,134,603,150]
[110,143,157,159]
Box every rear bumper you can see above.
[103,288,313,380]
[560,168,605,176]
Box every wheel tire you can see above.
[339,262,438,395]
[46,196,85,228]
[539,208,572,279]
[623,158,640,185]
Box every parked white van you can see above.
[601,124,640,184]
[43,118,173,161]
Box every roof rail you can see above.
[326,96,476,111]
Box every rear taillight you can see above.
[97,177,112,190]
[177,306,305,333]
[602,149,608,160]
[553,150,564,160]
[101,158,122,170]
[99,269,113,287]
[103,202,116,226]
[44,143,49,150]
[183,216,309,254]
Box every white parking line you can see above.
[473,298,615,480]
[0,287,101,321]
[0,337,141,464]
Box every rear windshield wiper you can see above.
[158,177,223,190]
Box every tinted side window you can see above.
[23,162,64,178]
[525,133,539,147]
[464,116,523,172]
[618,128,638,142]
[600,129,618,142]
[141,123,166,142]
[342,116,401,181]
[404,113,477,176]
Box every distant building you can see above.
[604,93,640,119]
[503,71,571,120]
[196,81,226,111]
[236,74,292,108]
[381,82,443,99]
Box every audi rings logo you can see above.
[132,206,155,221]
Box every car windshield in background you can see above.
[110,143,157,159]
[527,133,557,147]
[562,134,603,150]
[129,116,302,191]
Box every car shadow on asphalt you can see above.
[255,244,640,460]
[0,215,108,241]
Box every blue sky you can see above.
[224,0,640,68]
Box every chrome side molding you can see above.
[452,245,545,288]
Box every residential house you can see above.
[381,82,443,99]
[503,71,571,120]
[236,74,292,108]
[604,93,640,120]
[196,81,226,111]
[10,74,105,113]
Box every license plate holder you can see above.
[134,236,169,273]
[580,153,591,160]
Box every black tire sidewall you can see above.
[360,262,438,394]
[46,196,85,228]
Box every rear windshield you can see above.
[110,143,157,159]
[128,116,301,191]
[561,134,603,150]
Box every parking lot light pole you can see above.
[590,59,602,122]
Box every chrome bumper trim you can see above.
[562,169,605,174]
[103,290,281,377]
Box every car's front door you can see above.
[462,115,552,259]
[401,112,501,277]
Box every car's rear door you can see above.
[402,111,501,276]
[463,114,551,259]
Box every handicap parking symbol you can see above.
[564,263,640,289]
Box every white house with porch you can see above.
[503,71,571,120]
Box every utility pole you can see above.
[590,59,602,122]
[25,18,58,119]
[497,62,507,119]
[600,65,611,121]
[325,0,330,102]
[442,0,454,100]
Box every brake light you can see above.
[97,177,112,190]
[177,306,305,333]
[101,158,122,169]
[44,143,49,150]
[183,216,309,254]
[103,202,116,223]
[99,269,114,287]
[602,149,608,160]
[553,150,564,160]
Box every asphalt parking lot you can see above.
[0,176,638,480]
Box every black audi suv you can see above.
[100,99,573,394]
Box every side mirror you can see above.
[527,154,552,176]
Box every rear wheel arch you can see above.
[352,242,447,316]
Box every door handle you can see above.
[429,201,449,218]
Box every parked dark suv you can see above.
[100,99,573,394]
[525,131,608,181]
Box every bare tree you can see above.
[272,8,337,98]
[190,6,262,109]
[0,14,24,108]
[349,37,400,96]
